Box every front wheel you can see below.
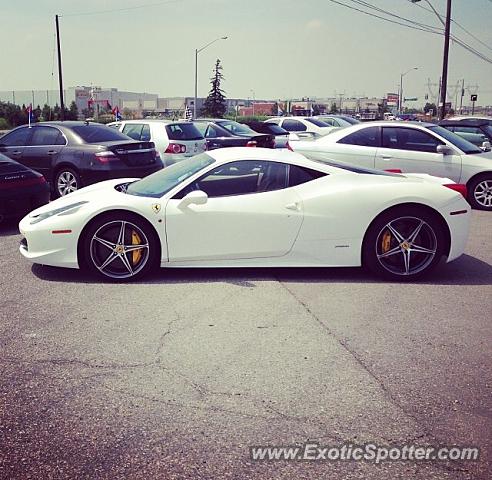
[467,175,492,210]
[363,208,445,281]
[81,213,159,281]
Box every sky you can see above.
[1,0,492,108]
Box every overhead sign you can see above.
[404,97,418,102]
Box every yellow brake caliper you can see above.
[131,230,143,265]
[382,230,392,253]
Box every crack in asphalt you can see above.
[275,280,437,438]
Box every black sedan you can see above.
[193,119,274,150]
[0,122,162,197]
[0,154,50,222]
[244,121,290,148]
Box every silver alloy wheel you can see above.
[473,179,492,208]
[57,171,78,196]
[375,216,437,276]
[89,220,150,279]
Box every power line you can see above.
[325,0,442,34]
[325,0,492,64]
[408,0,492,52]
[61,0,182,17]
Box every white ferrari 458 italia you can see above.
[19,148,471,281]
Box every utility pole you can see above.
[459,79,465,114]
[439,0,452,120]
[55,14,65,120]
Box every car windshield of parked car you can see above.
[483,125,492,138]
[427,125,483,154]
[306,118,330,127]
[218,121,256,135]
[341,116,360,125]
[72,124,132,143]
[126,153,215,198]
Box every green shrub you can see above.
[0,117,10,130]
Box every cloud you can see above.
[306,19,323,30]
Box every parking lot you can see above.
[0,211,490,479]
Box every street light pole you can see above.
[250,89,255,116]
[194,36,228,119]
[399,67,418,115]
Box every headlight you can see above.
[30,201,88,225]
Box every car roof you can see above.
[440,118,489,126]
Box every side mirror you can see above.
[179,190,208,208]
[481,141,491,151]
[436,145,454,155]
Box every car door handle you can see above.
[380,155,392,160]
[11,150,22,155]
[285,202,301,211]
[47,150,58,155]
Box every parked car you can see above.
[265,117,336,137]
[193,119,274,150]
[439,118,492,151]
[314,115,360,127]
[0,122,161,198]
[290,121,492,210]
[108,119,207,167]
[244,121,290,148]
[19,148,469,281]
[0,153,50,221]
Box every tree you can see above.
[312,104,321,116]
[329,102,338,114]
[424,102,437,116]
[41,104,52,121]
[67,101,79,120]
[201,59,226,118]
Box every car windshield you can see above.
[126,153,215,198]
[427,125,483,154]
[483,125,492,138]
[341,116,360,125]
[218,121,256,135]
[72,124,131,143]
[306,118,330,127]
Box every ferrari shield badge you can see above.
[151,203,161,214]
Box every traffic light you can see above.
[471,94,478,102]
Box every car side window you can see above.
[205,125,219,138]
[175,160,288,199]
[337,126,380,147]
[122,124,144,141]
[323,118,336,126]
[453,126,483,135]
[382,127,443,153]
[282,119,307,132]
[1,127,31,146]
[140,124,151,141]
[30,126,65,146]
[288,165,327,187]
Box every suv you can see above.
[108,119,206,167]
[0,122,161,197]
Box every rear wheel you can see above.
[363,207,445,281]
[81,213,158,281]
[54,168,80,197]
[467,175,492,210]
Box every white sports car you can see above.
[19,148,470,281]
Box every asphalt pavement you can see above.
[0,211,491,479]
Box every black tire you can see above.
[80,212,159,281]
[54,167,81,198]
[467,174,492,211]
[363,207,445,281]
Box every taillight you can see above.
[286,141,293,152]
[94,151,117,163]
[444,183,467,198]
[384,169,402,173]
[165,143,186,154]
[246,141,257,147]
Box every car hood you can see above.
[27,178,138,217]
